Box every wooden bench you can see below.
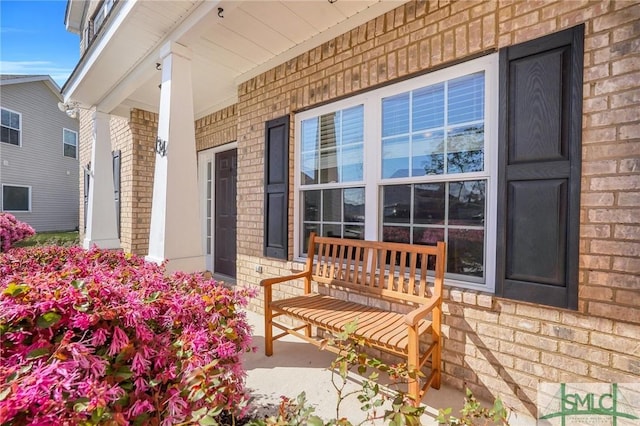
[260,233,446,403]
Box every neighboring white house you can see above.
[0,75,79,232]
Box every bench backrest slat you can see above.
[306,233,445,305]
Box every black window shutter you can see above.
[264,116,289,259]
[112,150,121,238]
[83,164,90,231]
[496,25,583,309]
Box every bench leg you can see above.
[264,287,273,356]
[431,340,441,389]
[407,325,420,406]
[432,307,442,389]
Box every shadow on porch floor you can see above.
[241,310,535,425]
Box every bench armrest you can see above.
[260,271,310,288]
[404,297,440,326]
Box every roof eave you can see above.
[65,0,85,34]
[0,75,63,100]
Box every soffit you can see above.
[64,0,403,118]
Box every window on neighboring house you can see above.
[1,108,21,146]
[295,55,498,291]
[2,185,31,212]
[63,128,78,158]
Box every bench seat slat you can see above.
[275,295,377,327]
[272,294,432,354]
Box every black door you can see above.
[215,149,237,278]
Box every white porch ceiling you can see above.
[64,0,404,118]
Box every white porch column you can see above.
[83,111,120,249]
[146,42,204,272]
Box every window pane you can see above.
[344,224,364,240]
[302,118,318,152]
[322,189,341,222]
[301,106,364,186]
[64,130,77,146]
[448,72,484,125]
[319,149,338,183]
[382,93,409,137]
[9,129,19,145]
[323,224,341,238]
[383,185,411,223]
[383,225,410,243]
[303,190,320,221]
[64,144,77,158]
[343,188,364,223]
[3,186,29,211]
[341,105,363,145]
[320,113,338,149]
[382,136,410,178]
[340,144,363,182]
[1,109,9,126]
[303,223,319,253]
[412,83,444,131]
[301,152,318,185]
[1,127,9,144]
[413,227,445,246]
[447,124,484,173]
[447,228,484,277]
[10,112,19,129]
[414,183,445,224]
[303,188,364,249]
[412,130,445,176]
[449,180,485,226]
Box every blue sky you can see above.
[1,0,80,87]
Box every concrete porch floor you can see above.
[241,310,535,425]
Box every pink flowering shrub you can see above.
[0,246,256,425]
[0,213,35,252]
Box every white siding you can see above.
[0,81,80,231]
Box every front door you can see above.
[214,149,237,277]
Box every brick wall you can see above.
[128,109,157,255]
[224,0,639,417]
[195,104,237,151]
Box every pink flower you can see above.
[215,340,238,359]
[131,351,150,375]
[128,398,155,418]
[0,246,254,424]
[91,327,109,346]
[163,388,188,425]
[0,213,34,251]
[70,313,93,330]
[107,326,129,356]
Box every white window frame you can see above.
[294,54,498,292]
[2,184,32,212]
[1,107,22,147]
[63,128,78,159]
